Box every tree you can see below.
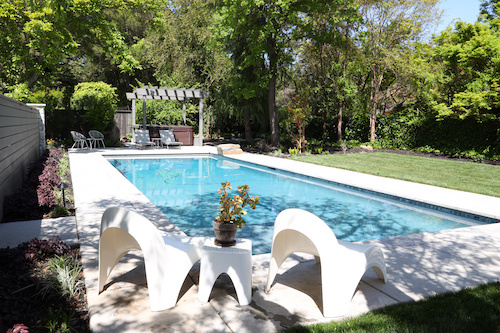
[431,20,500,119]
[70,82,118,134]
[480,0,500,20]
[0,0,163,91]
[298,1,362,143]
[213,0,335,146]
[359,0,442,141]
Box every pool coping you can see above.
[68,146,500,332]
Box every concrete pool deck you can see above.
[63,146,500,332]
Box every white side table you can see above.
[198,238,252,305]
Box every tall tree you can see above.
[359,0,442,141]
[213,0,335,146]
[0,0,163,91]
[431,20,500,119]
[480,0,500,20]
[299,1,362,142]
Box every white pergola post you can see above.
[131,99,136,143]
[198,98,204,144]
[142,98,147,130]
[182,100,187,125]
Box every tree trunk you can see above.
[370,66,383,142]
[268,36,279,147]
[268,74,279,146]
[244,108,252,142]
[337,103,343,143]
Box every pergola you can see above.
[126,86,209,145]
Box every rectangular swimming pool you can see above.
[108,155,493,254]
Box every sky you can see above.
[433,0,482,34]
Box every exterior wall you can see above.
[0,95,45,221]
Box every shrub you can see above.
[344,114,370,142]
[70,82,117,134]
[25,237,71,261]
[39,255,84,299]
[37,148,62,208]
[43,307,76,333]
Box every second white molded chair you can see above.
[265,208,387,318]
[98,207,206,311]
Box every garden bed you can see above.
[0,239,90,333]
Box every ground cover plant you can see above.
[291,152,500,197]
[0,237,90,333]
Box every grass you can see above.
[283,282,500,333]
[292,152,500,197]
[282,152,500,332]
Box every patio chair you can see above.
[98,206,207,311]
[159,130,183,149]
[134,129,155,148]
[70,131,88,149]
[88,130,105,148]
[265,208,387,318]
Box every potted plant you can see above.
[213,181,260,246]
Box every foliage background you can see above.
[1,0,499,158]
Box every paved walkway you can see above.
[7,146,499,333]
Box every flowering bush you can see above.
[46,138,56,148]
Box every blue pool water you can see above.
[108,155,491,254]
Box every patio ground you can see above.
[4,145,498,332]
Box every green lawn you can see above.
[292,152,500,197]
[283,152,500,332]
[283,282,500,333]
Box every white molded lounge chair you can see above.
[265,208,387,318]
[70,131,88,149]
[134,129,155,148]
[159,130,183,149]
[88,130,105,148]
[98,207,206,311]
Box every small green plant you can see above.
[288,147,299,156]
[43,307,76,333]
[314,147,323,154]
[48,205,70,218]
[215,182,260,228]
[285,91,312,153]
[269,148,283,156]
[38,255,84,299]
[56,154,69,181]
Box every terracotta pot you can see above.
[213,220,237,247]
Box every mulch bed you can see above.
[0,243,90,333]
